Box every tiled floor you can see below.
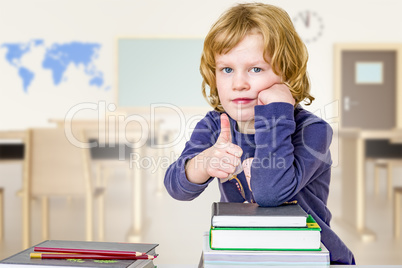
[329,165,402,265]
[0,161,401,266]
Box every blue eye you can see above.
[252,67,262,73]
[222,67,233,74]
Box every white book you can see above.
[202,232,329,267]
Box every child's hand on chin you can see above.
[257,83,295,106]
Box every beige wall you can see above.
[1,0,402,130]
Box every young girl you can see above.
[164,3,355,264]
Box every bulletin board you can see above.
[117,38,208,108]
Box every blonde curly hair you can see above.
[200,3,314,112]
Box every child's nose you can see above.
[232,72,250,91]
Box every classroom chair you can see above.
[0,187,3,240]
[373,159,402,201]
[394,186,402,238]
[373,159,394,199]
[19,128,105,249]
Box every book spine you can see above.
[211,202,218,227]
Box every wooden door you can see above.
[341,50,396,129]
[335,44,402,240]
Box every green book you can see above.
[210,215,321,251]
[0,240,158,268]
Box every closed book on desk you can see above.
[202,232,329,267]
[211,202,308,228]
[0,240,158,268]
[210,215,321,250]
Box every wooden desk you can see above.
[158,262,402,267]
[0,130,26,140]
[340,129,402,241]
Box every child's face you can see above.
[215,33,282,129]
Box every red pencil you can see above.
[30,253,157,260]
[34,247,145,257]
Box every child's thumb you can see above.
[218,113,232,143]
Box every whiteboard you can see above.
[117,38,208,108]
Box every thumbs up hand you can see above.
[204,113,243,180]
[184,113,243,184]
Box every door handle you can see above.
[344,96,359,111]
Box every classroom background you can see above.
[1,0,402,265]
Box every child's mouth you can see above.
[232,98,253,104]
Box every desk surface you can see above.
[0,130,138,161]
[339,128,402,143]
[157,265,402,268]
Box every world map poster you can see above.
[1,39,109,93]
[0,39,112,129]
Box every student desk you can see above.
[157,264,402,268]
[0,130,26,151]
[340,128,402,241]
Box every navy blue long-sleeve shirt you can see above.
[164,102,355,264]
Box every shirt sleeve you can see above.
[164,111,220,201]
[250,102,333,206]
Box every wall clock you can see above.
[293,10,324,43]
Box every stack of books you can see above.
[200,202,329,267]
[0,240,159,268]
